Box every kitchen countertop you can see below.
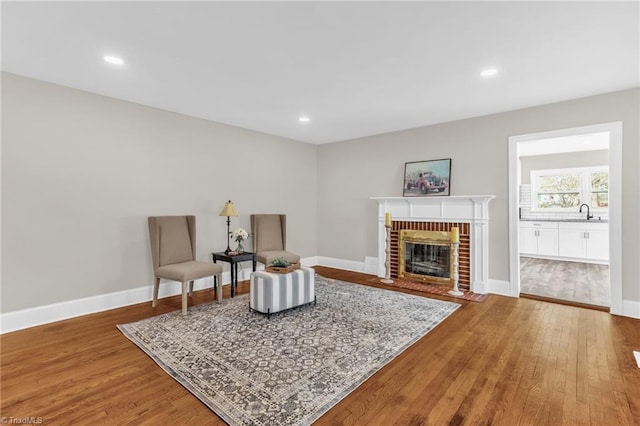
[520,218,608,223]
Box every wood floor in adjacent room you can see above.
[2,266,639,425]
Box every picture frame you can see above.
[403,158,451,197]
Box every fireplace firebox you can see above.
[399,230,453,285]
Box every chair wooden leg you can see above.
[216,273,223,302]
[188,280,194,296]
[181,282,188,315]
[152,277,160,307]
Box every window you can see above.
[590,171,609,208]
[531,166,608,211]
[534,173,581,209]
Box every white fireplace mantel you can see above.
[371,195,496,294]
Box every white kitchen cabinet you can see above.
[519,222,558,257]
[557,227,584,259]
[585,228,609,261]
[558,222,609,262]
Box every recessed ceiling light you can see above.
[299,116,310,123]
[480,68,499,78]
[103,55,124,65]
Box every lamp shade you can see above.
[219,200,238,217]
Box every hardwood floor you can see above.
[2,266,639,425]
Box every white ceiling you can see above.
[2,1,638,144]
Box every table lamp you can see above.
[219,200,238,254]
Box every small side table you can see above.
[211,251,257,298]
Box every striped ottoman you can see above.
[250,267,315,317]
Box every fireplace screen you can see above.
[404,243,450,278]
[398,229,453,285]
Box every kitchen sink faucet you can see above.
[579,203,593,220]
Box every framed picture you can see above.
[403,158,451,197]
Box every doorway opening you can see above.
[508,122,622,314]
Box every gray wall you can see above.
[317,88,640,302]
[520,150,609,184]
[3,72,639,313]
[1,72,318,312]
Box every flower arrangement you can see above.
[230,228,249,254]
[231,228,249,243]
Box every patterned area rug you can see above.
[366,277,488,302]
[118,276,460,425]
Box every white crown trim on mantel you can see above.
[371,195,496,294]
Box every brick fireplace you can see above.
[392,221,470,290]
[372,196,495,294]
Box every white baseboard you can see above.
[315,256,371,274]
[0,275,225,334]
[0,257,316,334]
[300,256,319,269]
[2,256,638,333]
[363,256,379,275]
[621,299,640,319]
[487,279,513,297]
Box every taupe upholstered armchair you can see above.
[148,215,223,315]
[251,214,300,266]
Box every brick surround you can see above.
[391,221,471,291]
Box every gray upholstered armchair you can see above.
[250,214,300,266]
[148,215,223,315]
